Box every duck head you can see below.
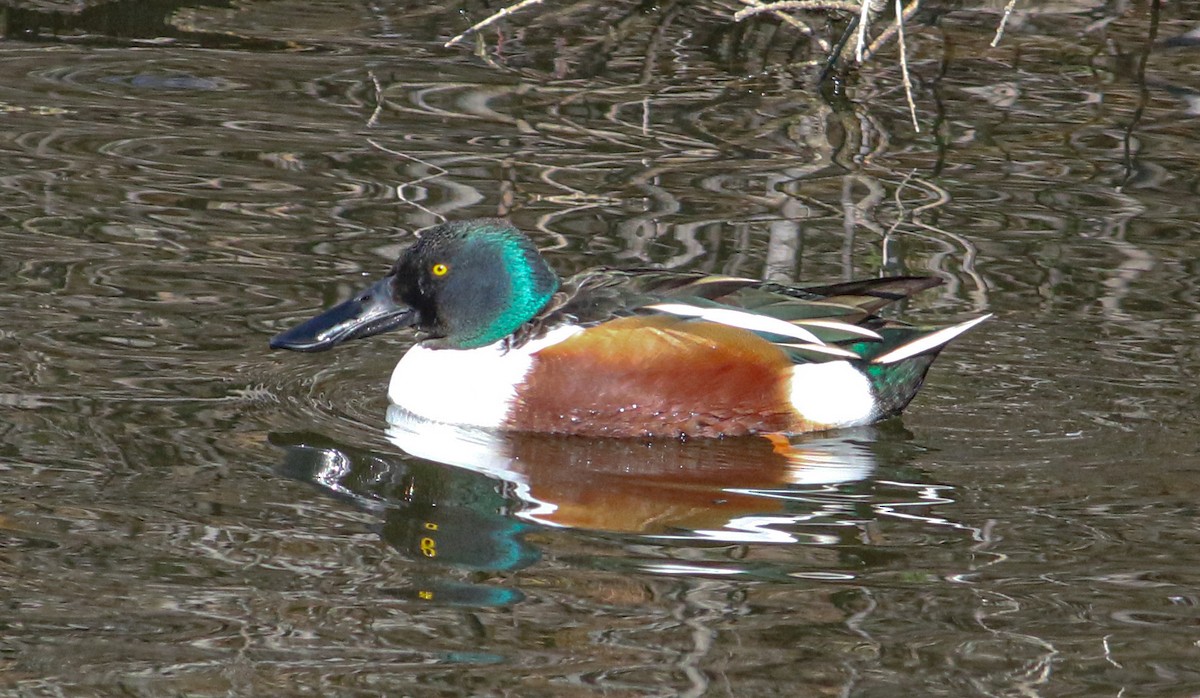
[270,219,560,351]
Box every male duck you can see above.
[271,219,989,438]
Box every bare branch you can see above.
[444,0,545,48]
[991,0,1019,47]
[734,0,859,47]
[734,0,859,20]
[894,0,918,131]
[862,0,919,60]
[855,0,872,62]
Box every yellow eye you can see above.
[431,263,449,277]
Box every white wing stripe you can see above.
[778,342,861,359]
[794,319,883,340]
[645,303,824,344]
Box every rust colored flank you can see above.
[507,316,799,438]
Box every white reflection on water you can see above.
[383,404,967,547]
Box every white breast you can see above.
[387,325,584,429]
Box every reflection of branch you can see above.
[1120,0,1159,191]
[884,169,916,238]
[907,220,989,313]
[615,183,682,263]
[765,216,803,284]
[638,2,682,84]
[444,0,544,48]
[887,175,990,309]
[842,174,887,241]
[366,139,449,224]
[366,70,384,128]
[1095,189,1151,325]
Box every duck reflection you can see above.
[274,409,906,578]
[383,405,878,542]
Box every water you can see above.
[1,0,1199,695]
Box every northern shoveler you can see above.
[270,219,989,438]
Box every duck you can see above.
[270,218,990,438]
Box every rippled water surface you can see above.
[2,0,1200,695]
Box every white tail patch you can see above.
[872,314,991,365]
[645,303,822,344]
[789,361,877,428]
[794,318,883,340]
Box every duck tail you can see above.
[861,315,992,418]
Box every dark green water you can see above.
[1,1,1199,695]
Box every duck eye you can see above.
[431,263,449,277]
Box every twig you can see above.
[444,0,545,48]
[862,0,919,60]
[734,0,859,21]
[894,0,918,131]
[855,0,872,61]
[818,14,859,82]
[734,5,817,40]
[991,0,1019,47]
[734,0,859,47]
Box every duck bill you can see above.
[269,276,418,352]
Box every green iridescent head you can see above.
[267,219,559,353]
[391,219,560,349]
